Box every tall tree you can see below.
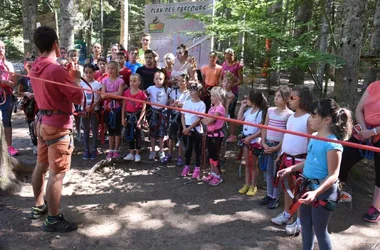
[315,0,333,96]
[334,0,368,109]
[59,0,75,50]
[22,0,38,56]
[363,0,380,87]
[289,0,313,85]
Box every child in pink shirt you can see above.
[201,87,226,186]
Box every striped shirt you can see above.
[266,107,293,142]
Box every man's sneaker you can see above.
[260,195,272,205]
[106,151,113,160]
[271,212,293,225]
[209,176,223,186]
[192,167,201,179]
[239,184,249,194]
[91,150,98,160]
[246,186,257,196]
[8,146,19,156]
[161,154,172,164]
[226,135,237,143]
[149,151,156,160]
[176,156,184,166]
[285,221,301,236]
[338,191,352,203]
[112,151,120,159]
[363,206,380,223]
[29,202,48,219]
[202,173,214,183]
[33,146,38,155]
[123,153,135,161]
[43,214,78,232]
[158,151,165,161]
[267,198,280,210]
[135,154,141,162]
[181,165,190,177]
[83,150,90,160]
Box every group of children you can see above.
[18,42,354,249]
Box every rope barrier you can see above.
[2,68,380,153]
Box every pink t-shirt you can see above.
[30,57,83,129]
[123,89,147,113]
[221,61,243,95]
[207,104,226,136]
[266,107,294,142]
[102,77,124,109]
[364,81,380,127]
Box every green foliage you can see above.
[2,40,24,60]
[0,0,23,38]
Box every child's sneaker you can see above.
[192,167,201,179]
[285,221,301,236]
[106,151,113,160]
[202,173,214,183]
[238,184,249,194]
[149,151,156,160]
[83,150,90,160]
[181,165,190,177]
[8,145,19,156]
[91,150,98,160]
[271,212,293,225]
[246,186,257,196]
[226,135,237,143]
[161,154,172,164]
[267,198,280,209]
[260,195,272,205]
[176,156,184,166]
[123,153,135,161]
[363,206,380,223]
[135,154,141,162]
[112,151,120,159]
[158,151,165,161]
[209,176,223,186]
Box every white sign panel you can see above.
[145,1,213,68]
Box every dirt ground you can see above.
[1,103,380,250]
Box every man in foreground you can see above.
[29,26,84,232]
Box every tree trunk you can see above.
[59,0,75,50]
[363,0,380,87]
[86,0,93,58]
[267,1,283,86]
[314,0,333,97]
[0,121,20,193]
[22,0,37,56]
[334,0,368,109]
[100,0,104,51]
[289,0,313,85]
[120,0,129,49]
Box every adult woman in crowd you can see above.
[219,48,243,143]
[85,43,102,70]
[108,44,119,62]
[172,44,194,81]
[339,80,380,223]
[0,40,18,155]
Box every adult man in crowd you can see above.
[29,26,84,232]
[136,49,160,90]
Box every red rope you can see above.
[2,68,380,153]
